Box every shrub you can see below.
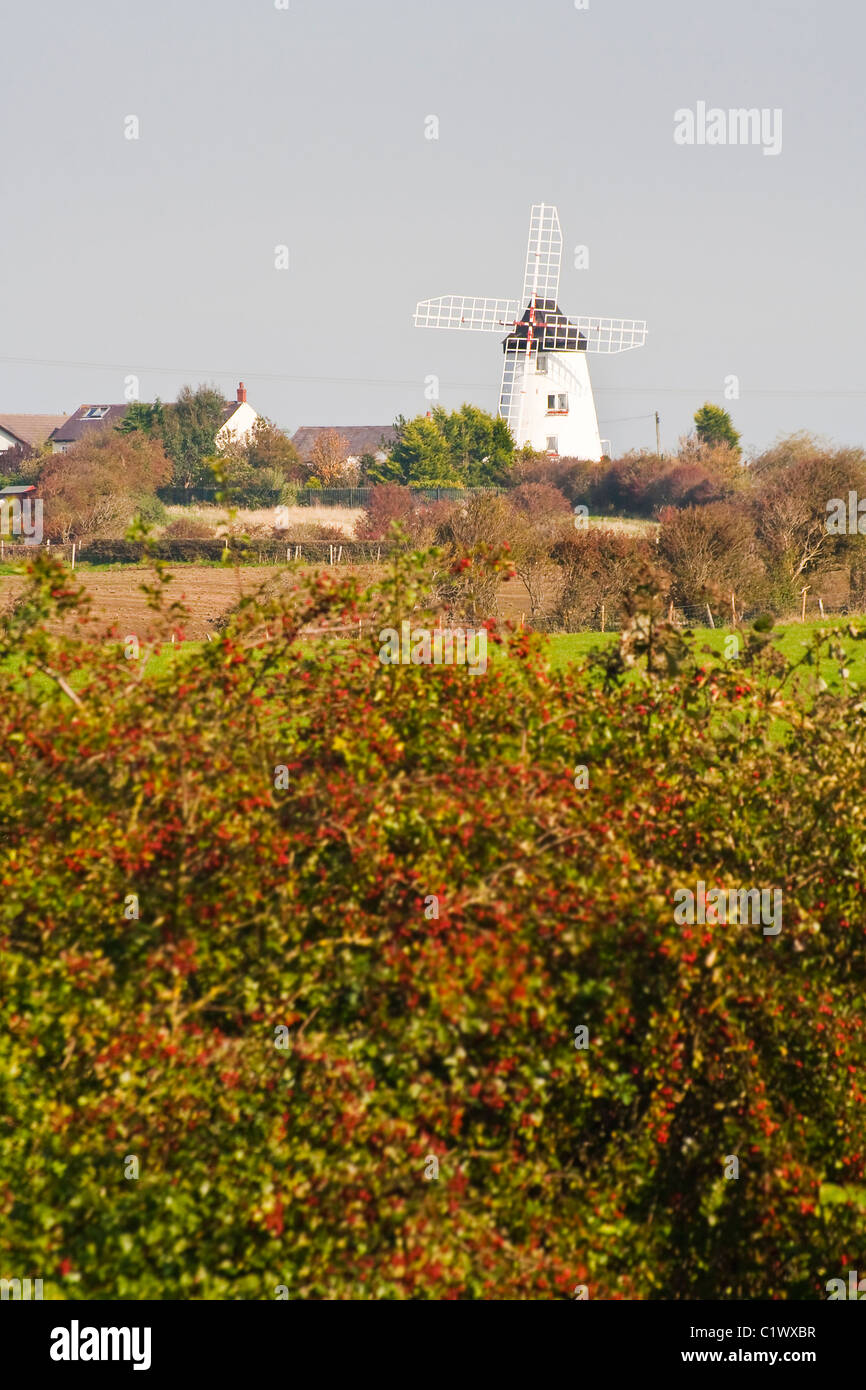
[38,430,173,541]
[3,551,866,1300]
[355,484,416,541]
[657,502,763,612]
[163,515,216,540]
[133,493,169,528]
[551,529,662,629]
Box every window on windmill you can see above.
[557,394,568,411]
[546,436,558,454]
[536,355,548,374]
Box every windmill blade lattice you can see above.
[522,203,562,306]
[536,315,648,354]
[413,295,522,332]
[499,344,530,443]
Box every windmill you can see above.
[414,203,647,461]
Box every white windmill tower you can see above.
[414,203,647,461]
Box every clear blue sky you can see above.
[0,0,863,455]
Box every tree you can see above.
[693,402,741,454]
[37,429,172,541]
[159,385,228,489]
[355,484,416,541]
[369,416,460,487]
[116,399,166,437]
[242,418,302,480]
[551,528,660,629]
[657,501,762,610]
[432,403,515,486]
[306,430,356,487]
[0,441,37,482]
[371,406,515,488]
[750,448,866,606]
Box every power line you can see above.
[0,354,864,399]
[598,412,657,425]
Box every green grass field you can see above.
[4,619,865,708]
[547,620,866,687]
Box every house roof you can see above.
[50,405,129,444]
[291,425,397,461]
[0,414,67,448]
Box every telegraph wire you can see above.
[0,355,863,399]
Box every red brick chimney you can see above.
[237,381,247,404]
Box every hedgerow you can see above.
[1,551,865,1299]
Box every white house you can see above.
[216,383,260,449]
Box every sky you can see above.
[0,0,863,456]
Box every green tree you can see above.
[694,402,741,454]
[116,399,165,437]
[160,385,228,489]
[222,416,303,482]
[371,405,514,488]
[432,402,515,486]
[368,415,460,487]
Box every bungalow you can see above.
[50,404,129,453]
[0,414,67,453]
[291,424,397,467]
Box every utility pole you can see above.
[655,411,661,458]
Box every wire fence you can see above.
[155,486,503,508]
[534,601,865,634]
[3,537,865,635]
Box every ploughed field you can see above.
[0,562,550,636]
[0,564,283,641]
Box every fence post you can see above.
[706,603,715,629]
[71,542,76,570]
[801,586,809,622]
[600,603,605,633]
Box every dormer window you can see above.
[81,407,109,420]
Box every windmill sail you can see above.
[499,344,530,445]
[522,204,562,307]
[414,296,521,332]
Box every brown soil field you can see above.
[0,566,284,641]
[0,561,545,640]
